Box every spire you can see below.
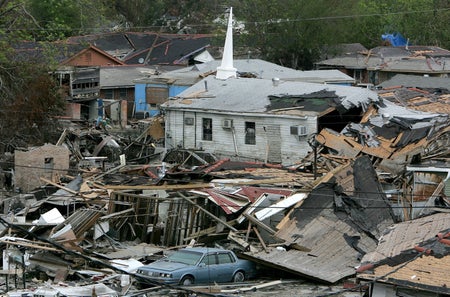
[216,7,237,80]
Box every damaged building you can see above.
[161,75,377,165]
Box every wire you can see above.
[1,8,449,32]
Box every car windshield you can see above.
[166,250,203,265]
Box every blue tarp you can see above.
[381,32,409,47]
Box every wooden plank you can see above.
[40,177,92,206]
[0,240,59,251]
[253,226,267,252]
[242,213,276,235]
[220,280,283,293]
[40,177,77,195]
[100,208,134,220]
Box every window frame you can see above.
[245,121,256,145]
[202,118,213,141]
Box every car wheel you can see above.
[232,271,245,282]
[180,276,194,286]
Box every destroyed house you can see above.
[67,32,213,66]
[242,156,396,283]
[161,75,377,165]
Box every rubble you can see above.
[0,93,449,297]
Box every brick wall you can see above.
[15,144,70,193]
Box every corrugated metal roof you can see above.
[161,76,377,115]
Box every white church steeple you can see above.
[216,7,237,80]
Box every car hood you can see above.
[146,260,190,272]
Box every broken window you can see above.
[44,157,54,174]
[202,118,213,141]
[245,122,256,145]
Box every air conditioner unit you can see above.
[222,119,233,129]
[297,125,307,136]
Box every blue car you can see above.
[136,247,256,286]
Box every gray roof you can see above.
[135,59,355,86]
[376,57,450,73]
[379,74,450,90]
[100,66,160,88]
[161,75,377,115]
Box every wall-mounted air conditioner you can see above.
[297,125,307,136]
[290,125,307,137]
[222,119,233,129]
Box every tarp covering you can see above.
[381,32,408,47]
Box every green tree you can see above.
[235,0,358,69]
[25,0,119,41]
[0,1,66,153]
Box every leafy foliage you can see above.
[235,0,358,69]
[0,2,66,152]
[0,61,66,152]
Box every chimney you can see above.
[216,7,237,80]
[272,77,280,86]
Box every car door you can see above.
[195,253,219,284]
[216,252,236,282]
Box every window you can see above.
[119,88,127,98]
[185,117,194,125]
[354,69,363,83]
[217,253,234,264]
[245,122,256,145]
[202,118,213,141]
[44,157,54,174]
[104,89,114,99]
[201,254,217,265]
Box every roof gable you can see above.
[61,45,124,66]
